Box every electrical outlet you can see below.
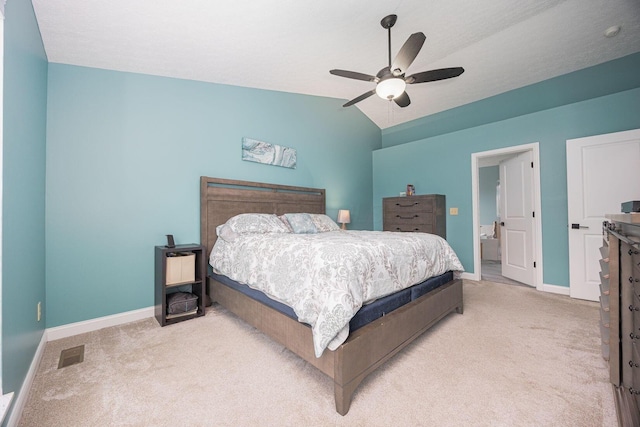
[450,207,459,215]
[37,302,42,322]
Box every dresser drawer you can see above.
[385,223,435,233]
[599,258,610,277]
[385,196,434,213]
[630,342,640,403]
[385,213,433,226]
[600,271,610,295]
[601,320,611,344]
[600,303,610,328]
[600,288,610,309]
[627,294,640,341]
[601,341,610,361]
[633,340,640,374]
[632,275,640,301]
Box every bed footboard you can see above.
[210,277,463,415]
[332,278,463,415]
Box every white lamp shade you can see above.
[337,210,351,224]
[375,78,406,100]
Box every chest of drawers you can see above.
[382,194,446,239]
[603,214,640,425]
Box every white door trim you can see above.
[471,143,543,291]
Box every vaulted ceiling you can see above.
[32,0,640,129]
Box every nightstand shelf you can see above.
[154,244,206,326]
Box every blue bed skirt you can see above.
[209,270,454,333]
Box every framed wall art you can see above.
[241,137,297,169]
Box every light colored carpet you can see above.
[18,280,616,426]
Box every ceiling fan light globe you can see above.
[376,78,406,100]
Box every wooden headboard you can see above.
[200,177,326,256]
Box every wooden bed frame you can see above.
[200,176,463,415]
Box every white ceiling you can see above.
[32,0,640,129]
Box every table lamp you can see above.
[337,210,351,230]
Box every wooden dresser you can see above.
[603,213,640,426]
[382,194,446,239]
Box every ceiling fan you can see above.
[330,14,464,108]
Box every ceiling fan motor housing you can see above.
[380,14,397,29]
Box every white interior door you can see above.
[567,129,640,301]
[499,151,535,286]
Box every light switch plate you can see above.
[450,207,459,215]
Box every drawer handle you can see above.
[396,214,419,219]
[630,388,640,395]
[630,277,640,283]
[395,202,419,207]
[630,249,640,255]
[629,305,640,312]
[630,360,640,368]
[394,228,420,231]
[631,333,640,340]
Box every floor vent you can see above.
[58,345,85,369]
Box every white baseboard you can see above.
[1,392,14,425]
[6,331,47,427]
[541,283,571,296]
[461,271,571,297]
[8,307,155,425]
[0,392,14,423]
[459,272,478,281]
[46,306,155,341]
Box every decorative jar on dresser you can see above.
[383,194,446,239]
[602,213,640,425]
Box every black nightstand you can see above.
[154,244,206,326]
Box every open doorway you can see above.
[471,143,543,291]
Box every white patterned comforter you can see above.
[210,230,464,357]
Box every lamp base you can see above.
[341,223,347,230]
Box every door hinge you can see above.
[531,161,534,168]
[534,261,536,268]
[532,211,535,218]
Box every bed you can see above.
[200,176,464,415]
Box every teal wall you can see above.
[45,64,381,328]
[373,82,640,287]
[2,0,48,415]
[381,53,640,148]
[479,166,499,225]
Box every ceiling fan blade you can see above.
[393,91,410,108]
[330,69,377,82]
[406,67,465,84]
[391,32,426,75]
[343,90,376,107]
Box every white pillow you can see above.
[224,213,290,234]
[216,224,239,243]
[309,214,340,232]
